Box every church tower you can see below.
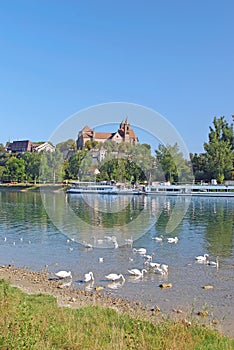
[123,117,130,142]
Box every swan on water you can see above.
[113,240,119,249]
[154,264,168,275]
[143,253,154,261]
[133,248,147,255]
[55,270,72,279]
[152,235,163,242]
[105,273,125,282]
[128,268,147,277]
[144,261,161,269]
[207,256,219,268]
[167,237,179,243]
[82,241,93,249]
[195,254,209,262]
[84,271,94,283]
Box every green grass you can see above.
[0,279,233,350]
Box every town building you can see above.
[6,140,55,153]
[76,118,138,149]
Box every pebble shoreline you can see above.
[0,264,228,338]
[0,264,161,319]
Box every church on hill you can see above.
[76,118,139,149]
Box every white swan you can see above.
[154,264,168,276]
[82,241,93,249]
[143,253,154,261]
[128,268,147,277]
[152,235,163,242]
[84,271,94,282]
[167,237,179,243]
[113,240,119,249]
[133,248,147,255]
[195,254,209,262]
[105,273,125,282]
[55,270,72,279]
[144,261,161,269]
[207,256,219,268]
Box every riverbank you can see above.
[0,265,231,336]
[0,265,233,349]
[0,183,67,192]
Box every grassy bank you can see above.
[0,280,233,350]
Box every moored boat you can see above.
[144,184,234,197]
[67,182,119,194]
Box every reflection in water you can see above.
[187,198,234,258]
[107,280,125,290]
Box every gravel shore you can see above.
[0,264,162,321]
[1,264,231,338]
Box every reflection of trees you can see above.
[0,191,50,230]
[154,197,186,236]
[188,198,234,258]
[68,195,146,228]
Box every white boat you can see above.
[144,184,234,197]
[67,182,119,194]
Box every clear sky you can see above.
[0,0,233,153]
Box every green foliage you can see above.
[0,279,233,350]
[44,150,64,184]
[2,156,25,182]
[65,149,92,180]
[56,139,76,153]
[203,116,233,183]
[85,140,98,150]
[96,143,156,183]
[190,153,207,182]
[0,143,5,152]
[155,144,193,183]
[22,152,42,184]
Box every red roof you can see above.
[94,132,114,139]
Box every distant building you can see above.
[76,118,138,149]
[6,140,32,153]
[32,142,55,153]
[6,140,55,153]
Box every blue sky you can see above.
[0,0,233,153]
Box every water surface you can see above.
[0,191,233,337]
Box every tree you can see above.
[0,143,5,152]
[56,139,76,153]
[203,116,233,183]
[155,144,193,183]
[3,157,25,182]
[22,152,42,184]
[190,153,207,182]
[46,150,64,183]
[66,149,91,180]
[85,140,98,150]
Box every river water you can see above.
[0,190,233,337]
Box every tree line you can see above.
[0,116,233,184]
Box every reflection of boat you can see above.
[67,182,142,195]
[145,184,234,197]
